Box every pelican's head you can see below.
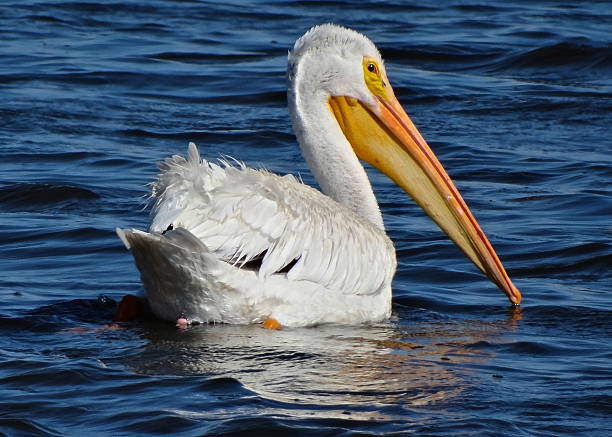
[288,24,384,109]
[288,24,522,305]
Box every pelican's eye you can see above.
[363,57,386,97]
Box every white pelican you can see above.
[116,24,522,329]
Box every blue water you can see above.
[1,0,611,435]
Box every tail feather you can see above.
[116,227,131,249]
[116,227,224,322]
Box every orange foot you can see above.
[262,317,282,330]
[114,294,144,322]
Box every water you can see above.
[1,0,611,435]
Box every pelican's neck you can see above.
[289,87,384,230]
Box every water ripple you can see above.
[0,0,610,435]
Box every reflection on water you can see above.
[124,307,522,418]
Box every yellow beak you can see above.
[328,78,522,305]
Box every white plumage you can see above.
[117,24,522,328]
[118,142,394,327]
[150,144,393,294]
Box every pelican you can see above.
[116,24,522,329]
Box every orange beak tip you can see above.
[509,286,522,306]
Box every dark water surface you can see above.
[1,1,611,435]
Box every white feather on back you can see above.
[148,143,395,296]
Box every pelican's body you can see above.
[118,24,521,328]
[118,144,394,326]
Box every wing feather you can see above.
[149,143,395,295]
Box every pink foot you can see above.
[176,317,189,328]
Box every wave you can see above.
[382,39,612,79]
[0,183,99,210]
[119,128,293,146]
[491,40,612,72]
